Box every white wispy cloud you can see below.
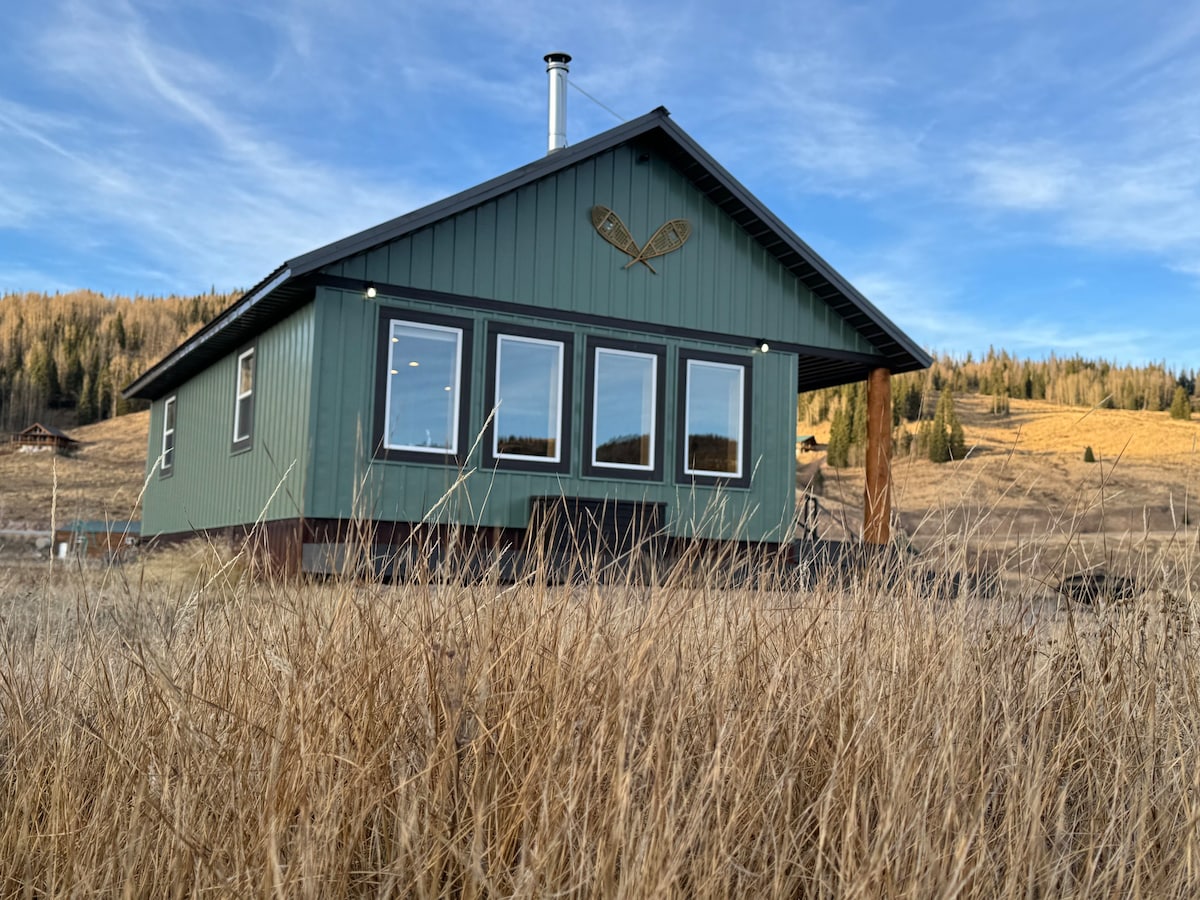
[0,0,439,291]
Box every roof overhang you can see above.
[125,107,930,401]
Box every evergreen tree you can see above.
[949,417,966,460]
[1170,385,1192,420]
[927,416,949,463]
[1083,446,1096,463]
[827,405,851,468]
[901,382,922,422]
[848,383,868,465]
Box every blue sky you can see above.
[2,0,1197,370]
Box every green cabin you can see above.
[124,107,930,573]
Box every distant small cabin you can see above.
[11,423,79,454]
[54,520,141,560]
[796,435,818,452]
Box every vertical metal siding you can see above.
[141,304,315,535]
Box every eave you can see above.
[125,107,930,401]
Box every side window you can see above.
[161,395,176,477]
[677,351,752,488]
[373,310,472,464]
[582,338,664,480]
[232,347,255,452]
[483,324,572,473]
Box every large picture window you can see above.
[232,347,255,452]
[582,338,664,480]
[161,395,176,476]
[484,325,572,473]
[373,310,472,464]
[386,322,462,453]
[678,351,752,488]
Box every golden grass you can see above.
[810,397,1200,575]
[1,523,1198,897]
[0,411,149,528]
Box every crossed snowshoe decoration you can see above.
[591,206,691,274]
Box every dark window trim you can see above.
[582,337,666,481]
[482,322,573,474]
[372,307,474,466]
[231,345,255,454]
[676,349,753,490]
[160,394,176,479]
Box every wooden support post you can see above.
[864,367,892,544]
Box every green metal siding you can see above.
[141,304,315,535]
[306,288,796,542]
[324,144,877,358]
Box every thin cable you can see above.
[567,78,625,122]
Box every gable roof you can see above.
[13,422,78,442]
[125,107,930,400]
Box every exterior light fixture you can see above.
[365,285,377,299]
[758,340,770,353]
[408,361,420,367]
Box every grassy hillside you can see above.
[0,410,148,530]
[803,394,1199,582]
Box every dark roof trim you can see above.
[124,267,291,399]
[125,106,930,400]
[646,117,932,372]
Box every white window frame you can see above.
[161,395,176,474]
[683,358,745,479]
[383,320,464,455]
[492,333,565,463]
[590,347,657,472]
[232,348,255,445]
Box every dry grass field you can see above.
[804,395,1199,583]
[0,400,1198,895]
[0,411,150,532]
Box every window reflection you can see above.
[494,335,562,460]
[593,348,655,468]
[386,322,461,452]
[684,360,743,476]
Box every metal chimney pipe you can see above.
[544,52,571,153]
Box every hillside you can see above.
[0,411,149,532]
[803,395,1200,578]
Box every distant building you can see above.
[796,435,818,452]
[54,519,141,560]
[11,423,79,454]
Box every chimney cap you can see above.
[544,52,572,66]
